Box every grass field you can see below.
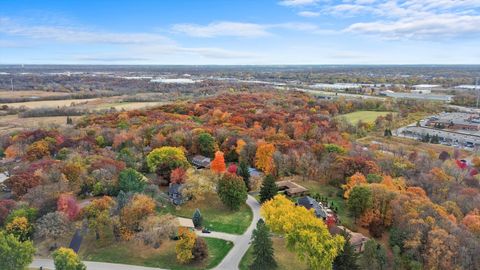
[81,237,232,270]
[0,90,71,98]
[239,236,308,270]
[0,115,81,135]
[0,98,98,108]
[160,194,253,235]
[339,111,393,124]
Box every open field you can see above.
[0,90,71,98]
[239,236,308,270]
[338,110,393,124]
[160,193,253,235]
[0,115,81,134]
[95,101,164,111]
[0,98,98,108]
[81,235,232,270]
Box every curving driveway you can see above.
[207,194,261,270]
[30,195,261,270]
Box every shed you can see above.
[177,217,194,229]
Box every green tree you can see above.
[259,175,278,203]
[250,219,277,270]
[0,231,35,270]
[347,185,373,223]
[146,147,189,181]
[196,132,216,158]
[333,230,359,270]
[192,208,203,228]
[52,247,86,270]
[359,240,386,270]
[237,160,251,191]
[217,173,247,210]
[118,168,147,193]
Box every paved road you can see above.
[212,194,261,270]
[31,195,261,270]
[30,258,167,270]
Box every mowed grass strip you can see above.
[82,236,232,270]
[160,193,253,235]
[339,111,393,124]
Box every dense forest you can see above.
[0,90,478,269]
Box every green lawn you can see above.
[159,193,253,234]
[239,237,308,270]
[299,180,354,229]
[81,236,232,270]
[339,111,393,124]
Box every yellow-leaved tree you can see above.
[255,142,275,174]
[261,195,344,270]
[176,228,197,264]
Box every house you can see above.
[177,217,195,230]
[329,225,369,253]
[276,180,309,197]
[168,183,185,205]
[297,196,336,222]
[0,172,10,192]
[191,155,211,169]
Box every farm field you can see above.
[339,110,392,124]
[0,115,81,134]
[0,98,98,108]
[0,90,71,98]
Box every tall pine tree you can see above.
[192,208,203,228]
[333,230,359,270]
[237,161,251,191]
[260,175,278,203]
[250,219,276,270]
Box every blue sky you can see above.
[1,0,479,64]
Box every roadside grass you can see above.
[239,236,308,270]
[81,234,232,270]
[159,193,253,235]
[338,111,393,124]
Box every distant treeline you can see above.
[19,107,89,118]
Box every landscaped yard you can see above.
[295,179,354,229]
[159,193,253,234]
[239,236,308,270]
[339,110,393,124]
[81,235,232,270]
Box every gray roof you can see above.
[191,155,211,168]
[298,196,327,218]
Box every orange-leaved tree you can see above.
[210,151,226,173]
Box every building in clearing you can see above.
[177,217,195,230]
[329,225,369,252]
[191,155,211,169]
[276,180,309,197]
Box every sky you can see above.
[1,0,480,65]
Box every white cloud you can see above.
[0,17,172,44]
[346,14,480,39]
[172,22,270,38]
[172,21,322,38]
[297,11,320,17]
[279,0,319,6]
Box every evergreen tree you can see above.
[333,230,359,270]
[192,208,203,228]
[250,219,276,270]
[237,161,251,191]
[260,175,278,203]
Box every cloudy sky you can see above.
[1,0,479,64]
